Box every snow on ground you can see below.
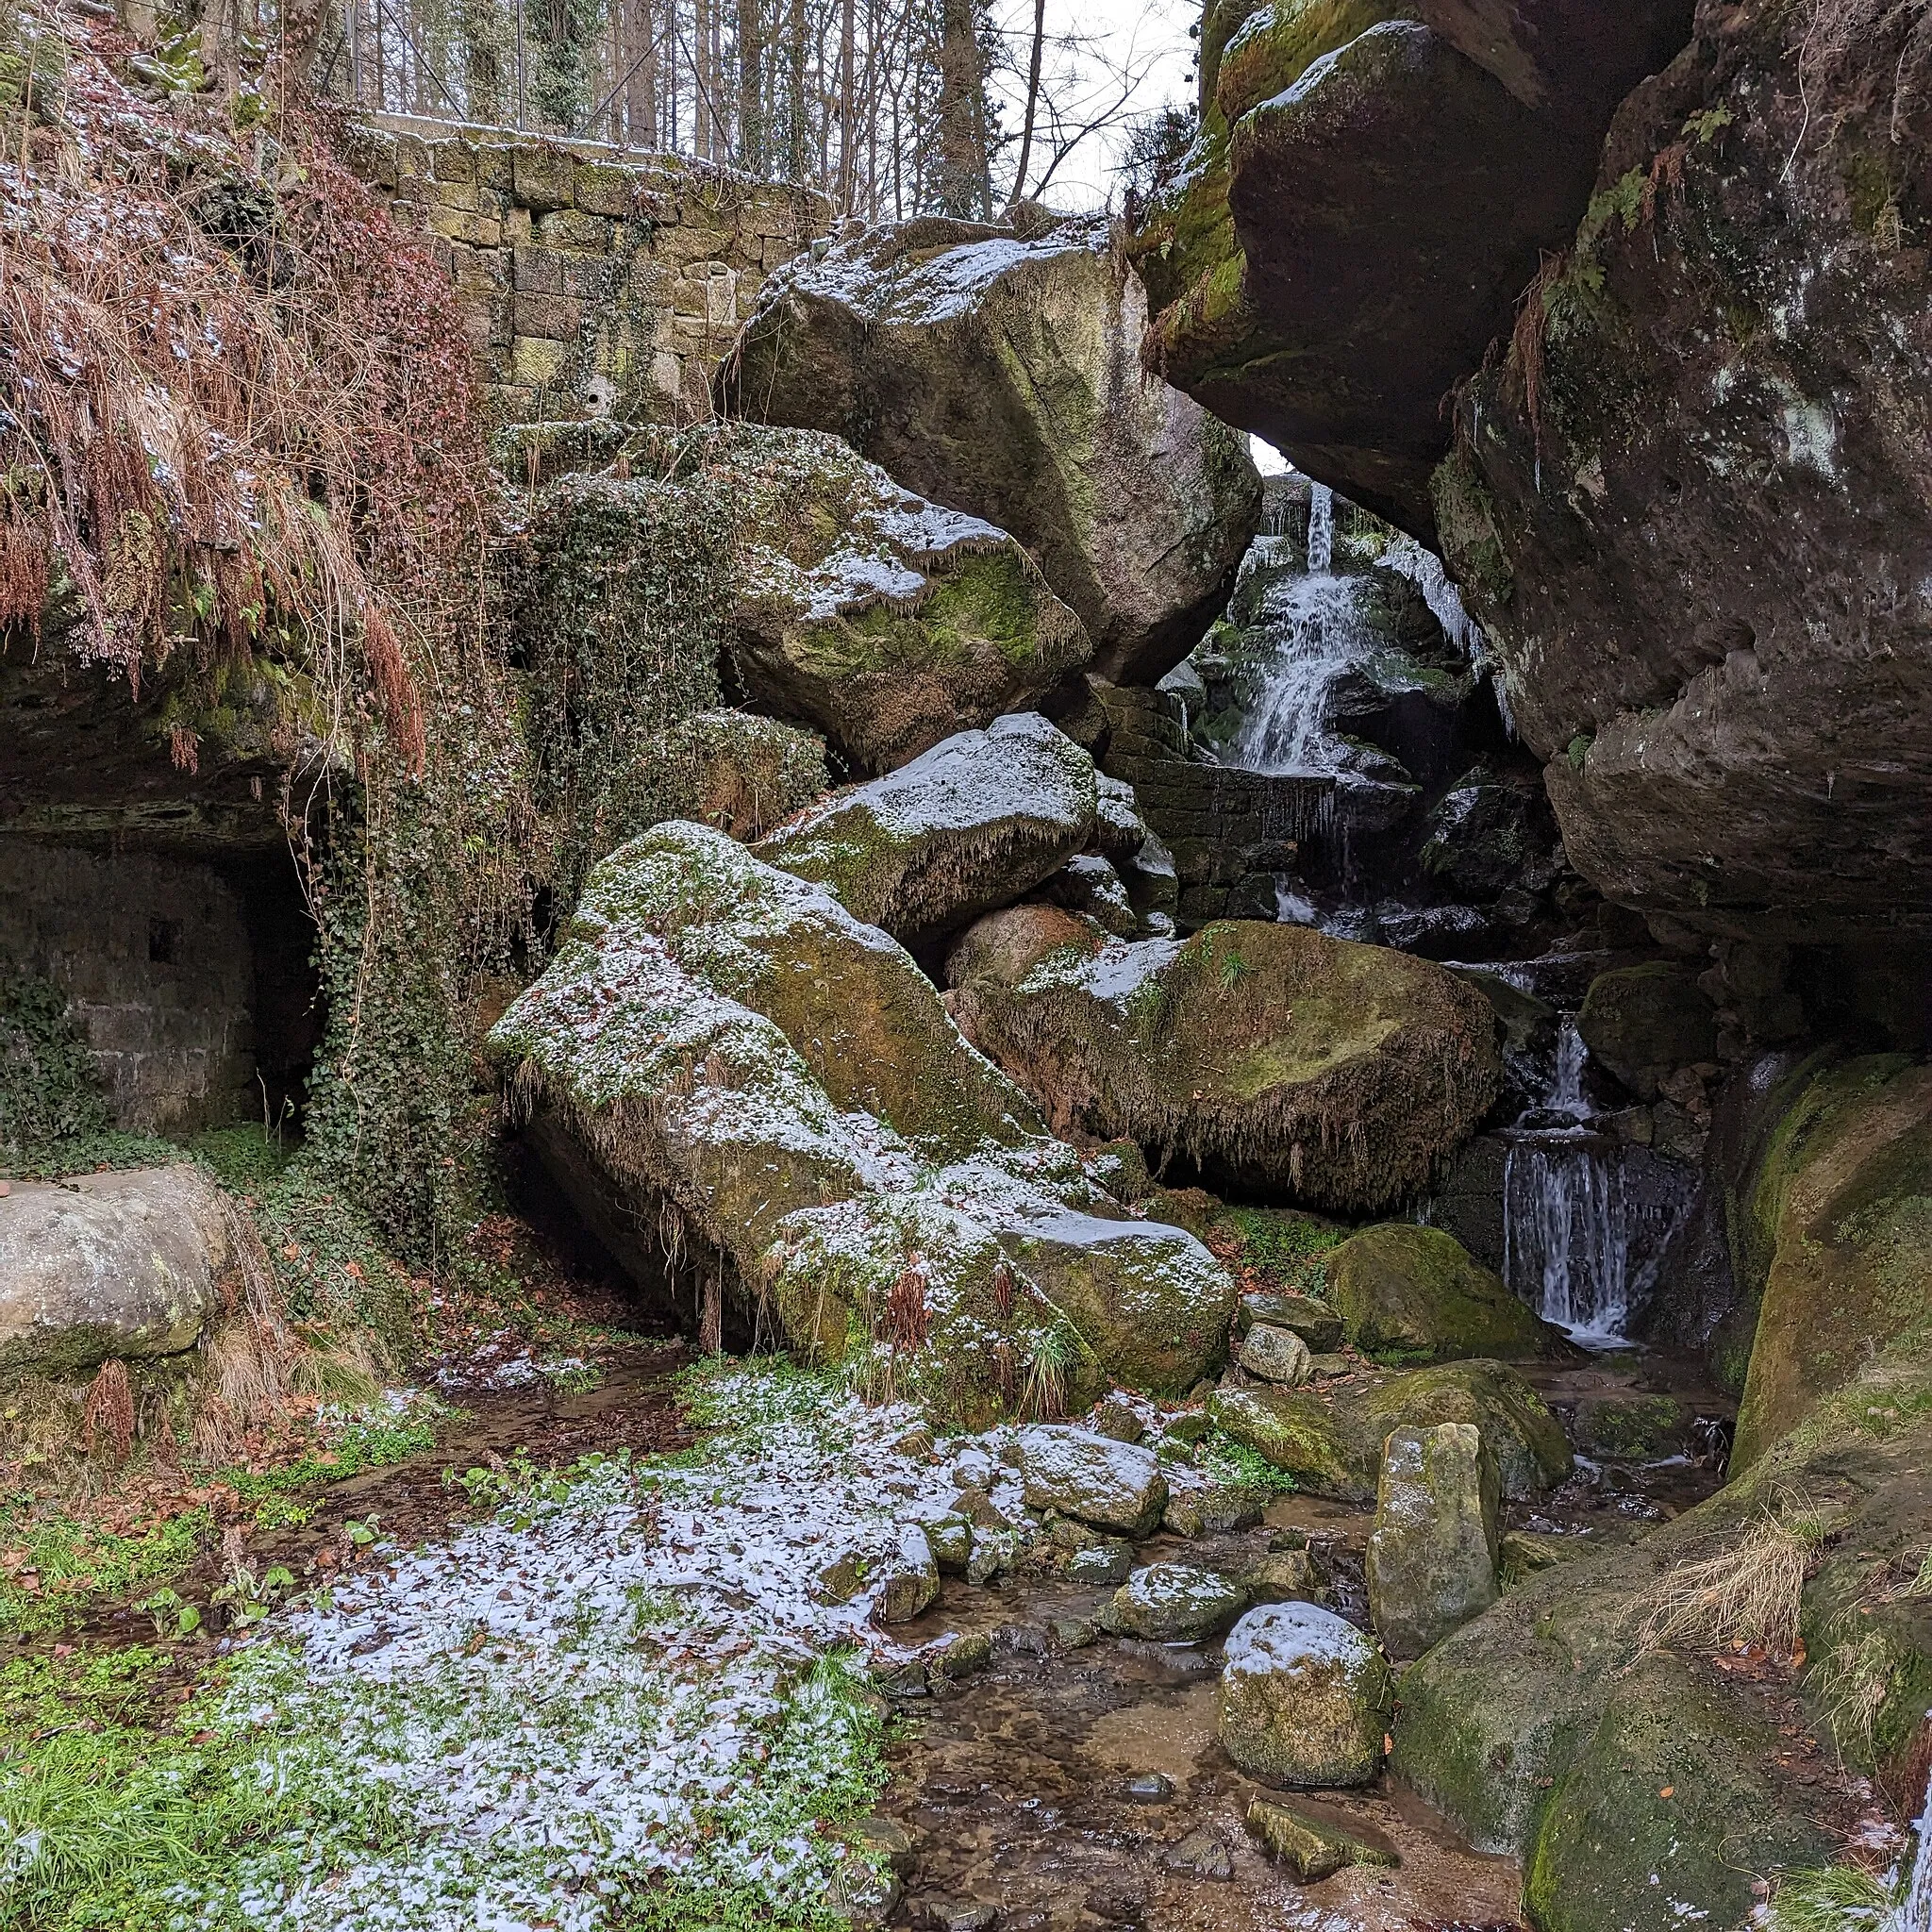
[175,1363,967,1931]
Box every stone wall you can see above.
[346,116,827,424]
[0,842,258,1135]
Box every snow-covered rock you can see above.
[1100,1561,1247,1642]
[1218,1600,1393,1789]
[1017,1425,1169,1537]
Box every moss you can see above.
[1324,1224,1556,1361]
[1215,0,1415,120]
[0,955,110,1164]
[1429,442,1514,609]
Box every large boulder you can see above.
[1210,1357,1571,1503]
[1218,1600,1393,1788]
[753,714,1096,946]
[487,824,1236,1423]
[1324,1224,1560,1360]
[1018,1425,1170,1537]
[945,917,1501,1213]
[703,423,1090,775]
[1365,1421,1501,1658]
[0,1165,231,1376]
[1730,1055,1932,1469]
[1130,0,1692,534]
[1432,2,1932,947]
[720,214,1261,685]
[1575,965,1716,1103]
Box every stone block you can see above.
[431,177,479,214]
[535,208,613,250]
[514,291,579,341]
[504,204,533,245]
[476,143,513,192]
[573,159,637,216]
[346,126,398,189]
[513,145,576,212]
[512,246,564,295]
[429,139,477,185]
[394,131,431,182]
[427,206,502,247]
[511,335,565,386]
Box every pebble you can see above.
[1124,1772,1174,1803]
[1051,1615,1096,1650]
[1162,1827,1236,1881]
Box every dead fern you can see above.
[78,1357,136,1460]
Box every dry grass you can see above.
[78,1359,135,1461]
[1634,1503,1827,1662]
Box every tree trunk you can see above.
[1008,0,1045,208]
[784,0,805,180]
[934,0,983,218]
[737,0,762,170]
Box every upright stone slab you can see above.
[1365,1422,1501,1658]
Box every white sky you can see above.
[987,0,1196,208]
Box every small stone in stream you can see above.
[1268,1528,1310,1551]
[993,1623,1051,1657]
[1017,1425,1168,1538]
[1163,1409,1213,1445]
[1365,1423,1500,1658]
[1068,1541,1135,1586]
[1100,1562,1247,1642]
[875,1524,941,1624]
[1239,1289,1345,1354]
[854,1813,918,1875]
[1218,1602,1393,1788]
[1162,1473,1266,1539]
[966,1527,1020,1585]
[1245,1797,1399,1880]
[1091,1393,1147,1443]
[933,1904,997,1932]
[1236,1324,1313,1387]
[1053,1614,1098,1650]
[1125,1771,1175,1803]
[928,1630,994,1679]
[874,1660,929,1698]
[927,1517,974,1575]
[1163,1827,1236,1881]
[1243,1548,1317,1604]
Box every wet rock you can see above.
[1160,1469,1267,1539]
[1497,1528,1579,1590]
[0,1165,232,1377]
[489,824,1236,1424]
[722,213,1261,685]
[1365,1423,1501,1659]
[946,919,1502,1214]
[1234,1322,1311,1386]
[926,1517,974,1575]
[1017,1426,1169,1538]
[1209,1358,1571,1504]
[1161,1827,1235,1881]
[1569,1392,1689,1459]
[1100,1562,1247,1642]
[756,713,1097,947]
[1576,966,1717,1103]
[1218,1601,1393,1788]
[927,1901,997,1932]
[966,1530,1021,1586]
[1052,1614,1098,1650]
[1245,1796,1399,1880]
[1236,1289,1343,1354]
[875,1524,941,1624]
[855,1812,917,1876]
[1242,1547,1317,1605]
[1324,1224,1560,1361]
[927,1630,993,1679]
[1124,1771,1175,1803]
[1068,1541,1135,1587]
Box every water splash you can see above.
[1894,1790,1932,1932]
[1381,534,1482,655]
[1306,483,1334,573]
[1548,1016,1590,1123]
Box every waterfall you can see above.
[1306,483,1335,573]
[1503,1143,1640,1345]
[1548,1017,1590,1123]
[1230,574,1369,774]
[1381,534,1483,656]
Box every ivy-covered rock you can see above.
[1209,1357,1571,1504]
[488,823,1235,1422]
[945,918,1500,1213]
[1099,1561,1247,1641]
[1365,1422,1501,1658]
[0,1165,231,1376]
[1218,1600,1393,1788]
[1324,1224,1560,1361]
[1576,965,1717,1103]
[721,213,1260,685]
[636,710,829,841]
[755,714,1098,946]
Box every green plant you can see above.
[0,1504,212,1638]
[1198,1430,1296,1497]
[134,1587,202,1640]
[0,953,109,1163]
[1766,1859,1898,1930]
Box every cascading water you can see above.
[1306,481,1335,573]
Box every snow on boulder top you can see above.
[1017,1424,1169,1538]
[1224,1599,1381,1675]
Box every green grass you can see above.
[1198,1429,1296,1497]
[1766,1861,1898,1931]
[1213,1205,1348,1295]
[0,1503,213,1638]
[215,1397,448,1501]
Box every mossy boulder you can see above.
[679,423,1089,775]
[1218,1600,1393,1788]
[755,714,1097,947]
[1244,1796,1396,1878]
[1238,1288,1344,1353]
[1100,1562,1248,1641]
[1324,1224,1560,1361]
[1018,1425,1169,1537]
[636,710,828,841]
[1210,1357,1571,1504]
[1234,1322,1311,1385]
[946,919,1501,1213]
[721,213,1260,686]
[1365,1422,1500,1659]
[488,823,1236,1423]
[1575,965,1716,1103]
[0,1165,229,1377]
[1731,1055,1932,1469]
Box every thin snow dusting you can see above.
[1224,1599,1376,1674]
[169,1364,963,1931]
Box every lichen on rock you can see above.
[1323,1223,1561,1361]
